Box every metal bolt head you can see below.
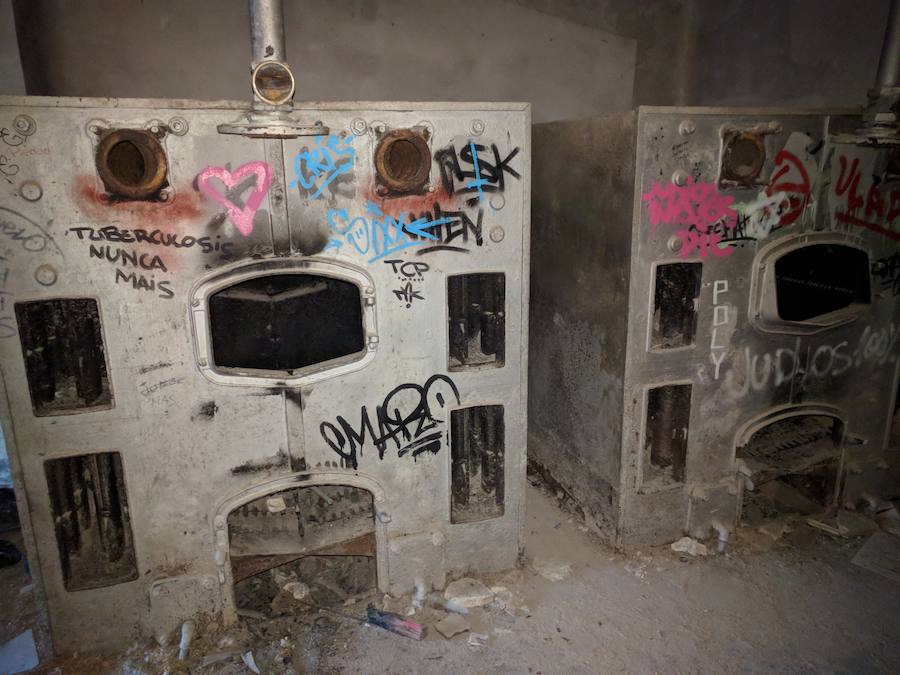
[19,180,43,202]
[471,119,485,135]
[34,264,57,286]
[678,120,696,136]
[350,118,368,135]
[489,226,505,243]
[672,169,689,186]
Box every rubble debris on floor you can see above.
[2,484,899,673]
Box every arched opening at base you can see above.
[737,411,844,525]
[228,484,377,621]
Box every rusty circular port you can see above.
[252,60,295,105]
[374,130,431,193]
[95,129,167,200]
[721,132,766,184]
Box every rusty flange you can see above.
[95,128,168,200]
[373,129,431,194]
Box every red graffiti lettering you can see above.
[833,154,900,241]
[889,191,900,222]
[834,156,864,211]
[766,149,810,226]
[865,184,885,221]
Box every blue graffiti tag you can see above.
[291,133,355,199]
[463,140,489,204]
[325,201,453,263]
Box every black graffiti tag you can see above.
[319,374,460,469]
[435,142,521,206]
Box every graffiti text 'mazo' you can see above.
[320,374,461,469]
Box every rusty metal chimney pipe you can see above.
[875,0,900,89]
[249,0,286,66]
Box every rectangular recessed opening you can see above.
[737,416,842,524]
[44,452,138,591]
[208,274,365,375]
[775,244,870,322]
[643,384,691,488]
[448,273,505,371]
[651,262,701,349]
[15,299,113,416]
[229,485,376,617]
[450,405,505,523]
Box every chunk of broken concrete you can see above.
[533,560,571,581]
[435,613,471,639]
[671,536,709,556]
[444,577,493,608]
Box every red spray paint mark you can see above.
[361,178,458,218]
[766,149,810,226]
[73,175,205,225]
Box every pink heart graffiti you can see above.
[196,161,274,237]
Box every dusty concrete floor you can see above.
[2,483,900,673]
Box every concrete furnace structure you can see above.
[530,106,899,546]
[0,4,529,653]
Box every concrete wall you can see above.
[10,0,893,115]
[0,0,24,95]
[687,0,892,108]
[10,0,641,123]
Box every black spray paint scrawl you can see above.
[319,374,460,469]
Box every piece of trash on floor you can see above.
[435,612,471,639]
[851,531,900,583]
[366,605,424,640]
[177,619,195,660]
[671,536,709,556]
[242,650,260,674]
[533,559,572,581]
[467,632,488,648]
[282,581,310,601]
[412,577,427,610]
[444,577,494,608]
[808,510,878,538]
[266,496,287,513]
[0,629,39,674]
